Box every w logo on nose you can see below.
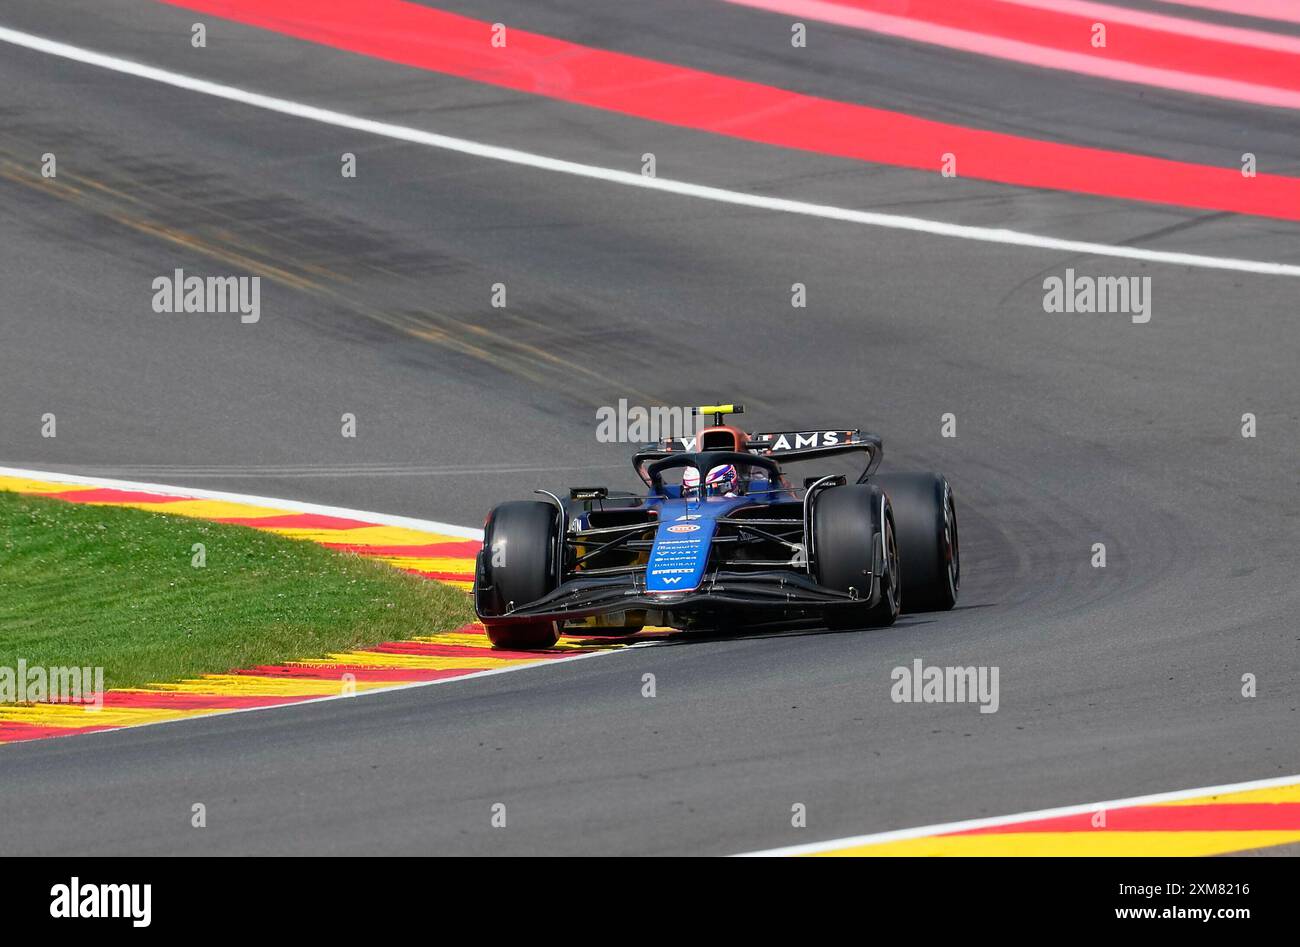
[660,577,683,585]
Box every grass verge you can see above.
[0,490,476,690]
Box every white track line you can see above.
[0,464,483,538]
[736,771,1300,855]
[2,24,1299,277]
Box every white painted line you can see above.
[736,771,1300,855]
[0,464,484,539]
[1,24,1299,277]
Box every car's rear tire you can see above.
[813,484,900,629]
[477,500,563,649]
[874,472,959,613]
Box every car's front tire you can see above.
[476,500,563,649]
[813,484,900,629]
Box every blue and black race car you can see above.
[474,405,959,649]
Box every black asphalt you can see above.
[0,0,1296,855]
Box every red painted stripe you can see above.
[155,0,1300,222]
[48,488,189,504]
[322,540,482,557]
[953,802,1300,835]
[213,512,378,529]
[100,692,311,709]
[370,641,575,659]
[435,623,485,636]
[404,569,474,582]
[0,722,117,742]
[233,665,478,681]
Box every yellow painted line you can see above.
[343,532,475,548]
[410,631,620,652]
[1158,783,1300,805]
[292,652,540,670]
[814,830,1300,857]
[411,632,498,648]
[93,499,299,520]
[0,703,219,729]
[373,555,478,573]
[0,476,100,495]
[143,675,401,697]
[263,525,459,545]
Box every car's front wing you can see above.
[476,569,878,624]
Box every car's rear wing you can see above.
[748,429,882,480]
[634,428,882,484]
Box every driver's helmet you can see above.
[683,464,739,496]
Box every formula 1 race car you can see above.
[474,405,959,649]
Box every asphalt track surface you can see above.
[0,0,1297,855]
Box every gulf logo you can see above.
[667,524,701,533]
